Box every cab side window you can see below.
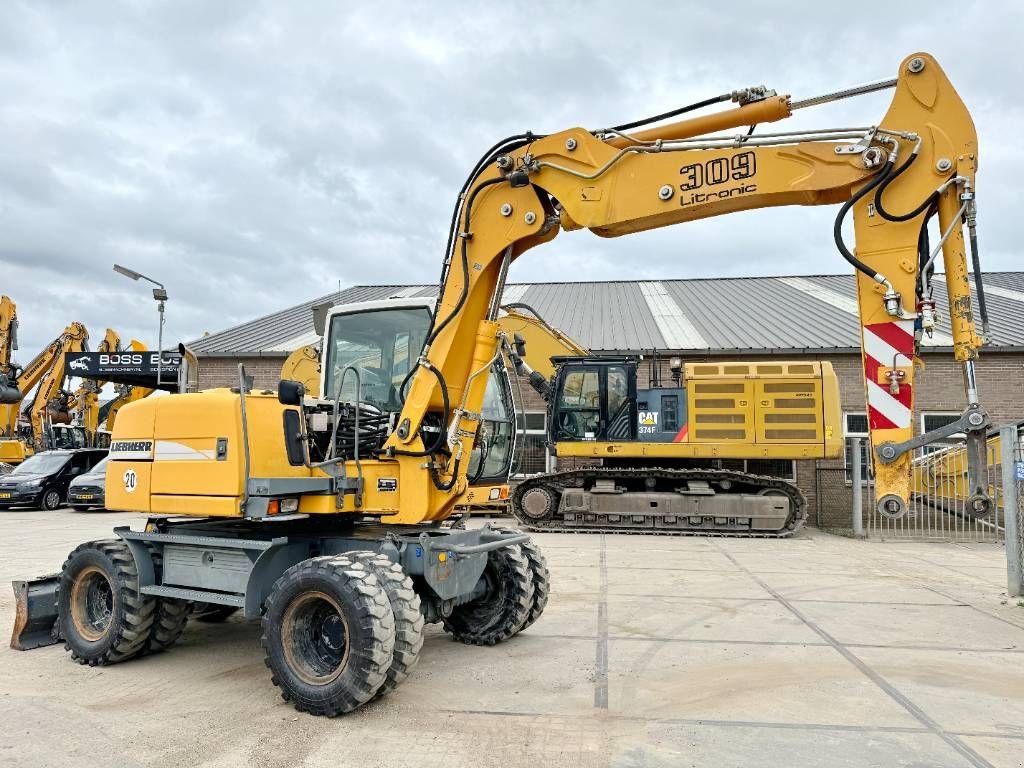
[557,369,601,439]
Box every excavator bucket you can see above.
[10,575,61,650]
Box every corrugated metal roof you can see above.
[188,272,1024,357]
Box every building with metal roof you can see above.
[189,272,1024,358]
[188,271,1024,534]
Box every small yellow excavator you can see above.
[496,305,841,534]
[14,54,992,718]
[0,320,90,463]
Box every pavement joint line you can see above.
[556,591,969,607]
[525,633,1020,653]
[594,534,609,709]
[904,552,1008,588]
[436,708,1024,741]
[890,571,1024,632]
[713,542,997,768]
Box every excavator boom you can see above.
[393,52,987,521]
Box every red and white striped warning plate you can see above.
[863,320,915,430]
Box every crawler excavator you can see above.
[0,321,89,463]
[497,306,841,534]
[13,53,994,717]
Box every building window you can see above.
[921,412,965,454]
[844,412,869,483]
[512,412,548,476]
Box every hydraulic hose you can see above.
[873,150,939,222]
[968,223,991,335]
[392,362,450,458]
[428,175,508,346]
[430,452,461,492]
[608,93,732,133]
[833,160,895,280]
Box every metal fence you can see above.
[1000,425,1023,597]
[854,424,1024,545]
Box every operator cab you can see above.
[550,357,687,444]
[314,297,515,485]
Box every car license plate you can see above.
[0,492,11,499]
[78,494,95,500]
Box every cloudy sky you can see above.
[2,2,1020,358]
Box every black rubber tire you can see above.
[193,604,240,623]
[518,538,550,631]
[146,598,190,653]
[41,488,62,511]
[140,549,189,654]
[443,543,534,646]
[348,551,424,699]
[57,540,156,665]
[261,555,395,716]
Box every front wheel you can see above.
[57,540,156,665]
[261,556,396,716]
[443,543,534,646]
[41,489,62,511]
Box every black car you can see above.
[67,456,110,511]
[0,449,108,511]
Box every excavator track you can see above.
[510,467,806,538]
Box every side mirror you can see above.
[278,379,305,406]
[312,302,331,337]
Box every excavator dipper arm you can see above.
[389,52,987,521]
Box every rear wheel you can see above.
[518,538,550,631]
[261,556,395,716]
[146,599,189,653]
[349,552,424,700]
[443,543,533,646]
[41,489,62,511]
[58,540,156,665]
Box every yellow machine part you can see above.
[106,389,313,517]
[0,440,29,464]
[555,361,842,461]
[281,344,321,398]
[106,388,448,520]
[912,430,1008,512]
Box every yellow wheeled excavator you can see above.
[497,306,842,534]
[14,53,993,717]
[0,320,90,463]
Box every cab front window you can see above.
[323,307,431,411]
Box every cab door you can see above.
[551,362,636,443]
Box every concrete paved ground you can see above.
[0,509,1022,768]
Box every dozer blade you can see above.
[10,575,61,650]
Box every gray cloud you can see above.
[1,1,1020,363]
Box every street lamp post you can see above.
[113,264,168,387]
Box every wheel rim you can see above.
[520,488,554,520]
[45,491,60,508]
[281,591,351,686]
[70,565,113,642]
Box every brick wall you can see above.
[196,356,286,391]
